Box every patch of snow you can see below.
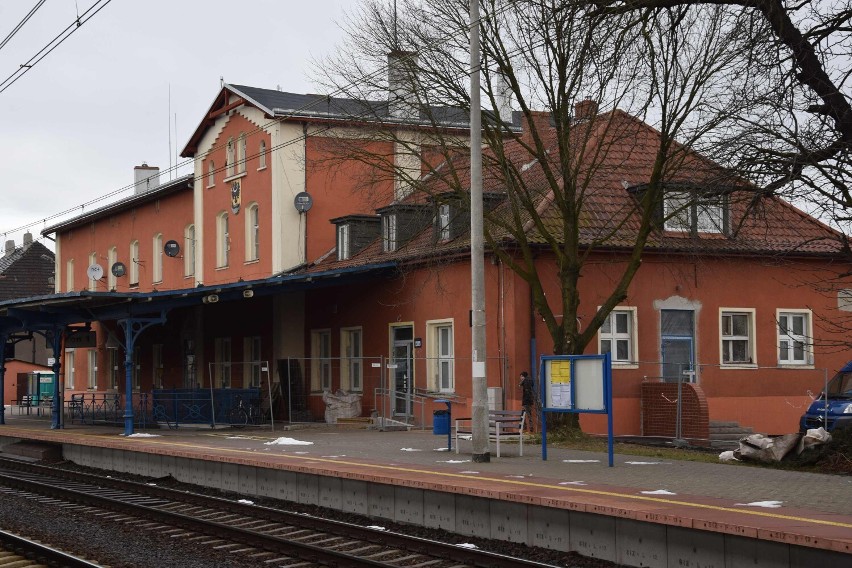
[321,455,346,458]
[264,437,313,446]
[438,460,470,464]
[146,483,157,486]
[366,525,387,531]
[718,451,739,462]
[293,451,310,455]
[563,459,600,463]
[457,543,478,549]
[735,501,783,508]
[641,489,677,495]
[459,470,480,474]
[625,461,665,465]
[227,436,250,439]
[125,433,161,438]
[558,481,587,486]
[400,448,423,452]
[434,447,450,452]
[237,499,255,505]
[506,475,527,479]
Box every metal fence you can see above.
[65,392,151,427]
[151,388,263,428]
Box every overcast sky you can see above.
[0,0,356,250]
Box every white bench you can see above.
[454,410,526,457]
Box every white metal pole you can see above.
[469,0,489,462]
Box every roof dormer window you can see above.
[338,224,351,260]
[664,191,726,234]
[382,214,397,252]
[438,203,451,241]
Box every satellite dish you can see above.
[164,240,180,257]
[294,191,313,213]
[86,263,104,281]
[111,262,127,277]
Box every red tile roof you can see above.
[308,107,845,272]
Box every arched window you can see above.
[129,240,139,285]
[238,133,246,173]
[226,138,234,177]
[152,233,163,283]
[207,160,215,187]
[107,246,117,290]
[88,252,98,291]
[245,203,259,261]
[258,141,267,169]
[66,259,74,292]
[184,224,195,277]
[216,212,229,268]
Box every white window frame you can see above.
[238,133,246,173]
[214,337,232,388]
[107,246,117,290]
[152,233,163,283]
[244,336,262,388]
[777,309,813,366]
[184,224,195,277]
[87,349,97,389]
[720,308,756,367]
[66,259,74,292]
[152,344,164,388]
[310,329,332,392]
[216,212,229,268]
[438,204,451,241]
[258,141,267,170]
[337,224,350,261]
[129,240,139,286]
[245,203,259,262]
[426,319,455,392]
[598,307,638,367]
[108,346,119,389]
[207,160,215,187]
[664,192,724,234]
[88,252,98,291]
[382,214,397,252]
[226,137,234,177]
[65,349,75,389]
[340,327,363,392]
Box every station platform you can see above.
[0,413,849,567]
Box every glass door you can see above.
[391,326,414,416]
[660,310,695,383]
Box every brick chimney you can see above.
[520,110,553,145]
[574,99,599,121]
[4,239,14,257]
[23,232,33,246]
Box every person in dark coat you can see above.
[519,371,534,431]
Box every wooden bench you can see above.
[454,410,526,457]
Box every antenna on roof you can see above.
[220,76,224,88]
[168,84,172,180]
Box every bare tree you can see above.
[313,0,836,358]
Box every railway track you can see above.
[0,457,560,568]
[0,528,102,567]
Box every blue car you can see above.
[800,361,852,432]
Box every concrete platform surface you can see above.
[0,414,850,557]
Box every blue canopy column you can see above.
[118,313,166,436]
[0,318,29,426]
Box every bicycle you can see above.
[228,395,261,428]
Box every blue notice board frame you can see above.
[539,353,614,466]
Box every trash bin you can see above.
[433,409,449,435]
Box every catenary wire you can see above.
[2,0,524,239]
[0,0,113,94]
[0,0,47,54]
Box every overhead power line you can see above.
[0,0,47,54]
[0,0,113,94]
[2,0,520,239]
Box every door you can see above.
[391,325,414,416]
[660,310,695,383]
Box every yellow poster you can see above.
[548,359,572,408]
